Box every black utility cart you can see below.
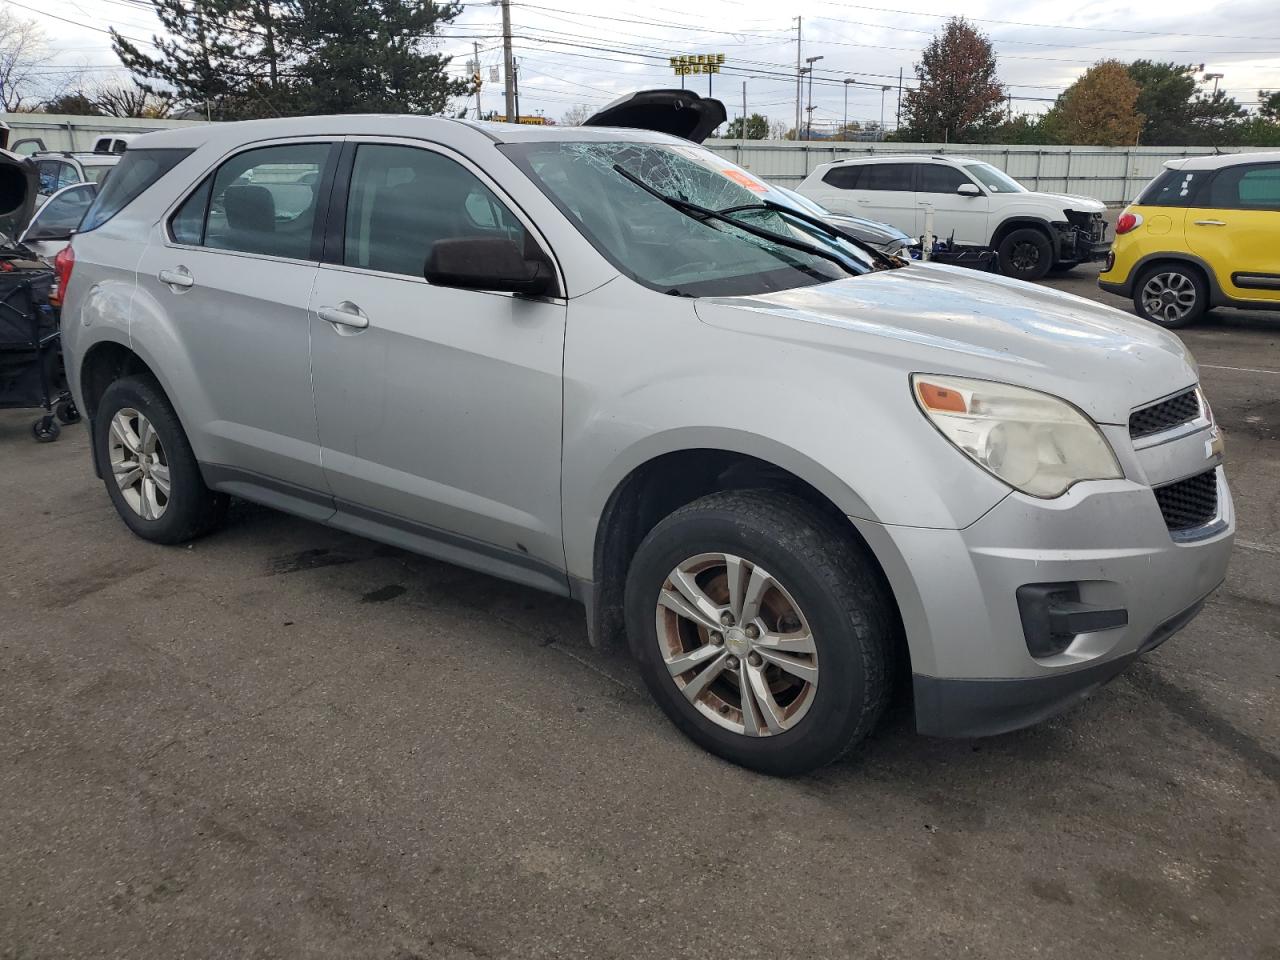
[0,261,78,442]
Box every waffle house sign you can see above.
[671,54,725,76]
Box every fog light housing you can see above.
[1016,583,1128,659]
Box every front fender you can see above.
[559,280,1010,581]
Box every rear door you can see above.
[308,139,568,593]
[1185,162,1280,305]
[914,162,989,246]
[135,138,337,496]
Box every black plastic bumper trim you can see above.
[913,594,1213,739]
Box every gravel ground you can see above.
[1,263,1277,960]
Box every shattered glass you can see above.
[502,141,874,297]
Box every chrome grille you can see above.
[1154,470,1218,532]
[1130,389,1200,440]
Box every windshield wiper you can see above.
[717,199,896,268]
[611,164,859,276]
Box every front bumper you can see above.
[852,464,1234,738]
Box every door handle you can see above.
[317,304,369,330]
[158,268,194,289]
[1193,219,1227,226]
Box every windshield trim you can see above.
[962,161,1026,194]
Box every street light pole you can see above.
[880,85,891,140]
[1204,71,1224,97]
[804,55,823,140]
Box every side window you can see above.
[1206,164,1280,211]
[343,143,528,278]
[1138,169,1207,207]
[26,184,97,239]
[170,177,213,245]
[917,164,972,194]
[38,161,79,192]
[821,165,863,190]
[202,143,330,259]
[860,163,914,192]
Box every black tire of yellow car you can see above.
[1132,263,1208,329]
[998,228,1054,282]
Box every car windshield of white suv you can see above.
[963,162,1026,194]
[503,141,877,296]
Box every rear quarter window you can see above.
[79,148,192,232]
[1137,168,1207,207]
[821,165,863,190]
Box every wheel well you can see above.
[79,342,158,422]
[588,449,904,661]
[991,219,1053,250]
[1135,256,1211,291]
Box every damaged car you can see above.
[58,96,1232,775]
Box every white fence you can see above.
[703,140,1280,205]
[0,114,208,153]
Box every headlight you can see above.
[911,374,1122,498]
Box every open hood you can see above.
[584,89,728,143]
[0,148,39,240]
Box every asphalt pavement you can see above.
[2,265,1277,959]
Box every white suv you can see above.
[798,155,1108,281]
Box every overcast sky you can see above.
[15,0,1280,129]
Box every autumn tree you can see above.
[725,113,769,139]
[900,17,1006,142]
[1040,60,1143,146]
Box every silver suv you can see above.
[59,115,1234,775]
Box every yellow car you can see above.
[1099,152,1280,328]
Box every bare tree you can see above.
[0,9,52,111]
[560,103,594,127]
[95,83,175,118]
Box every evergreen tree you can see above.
[280,0,470,115]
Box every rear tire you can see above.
[998,227,1054,282]
[624,490,894,776]
[1133,263,1207,329]
[95,376,228,544]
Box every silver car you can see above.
[59,115,1233,775]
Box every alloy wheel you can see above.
[1141,271,1198,325]
[1011,241,1041,272]
[655,552,818,737]
[108,408,170,520]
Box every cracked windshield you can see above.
[503,141,877,296]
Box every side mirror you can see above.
[957,182,982,198]
[425,237,555,297]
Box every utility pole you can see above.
[793,17,802,141]
[473,41,483,120]
[805,55,823,141]
[896,67,903,130]
[843,78,853,140]
[501,0,516,122]
[513,59,521,123]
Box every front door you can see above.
[308,140,568,593]
[1185,161,1280,305]
[135,140,336,495]
[914,162,990,247]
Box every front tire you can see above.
[998,227,1054,281]
[1133,263,1207,328]
[624,490,894,776]
[95,376,228,544]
